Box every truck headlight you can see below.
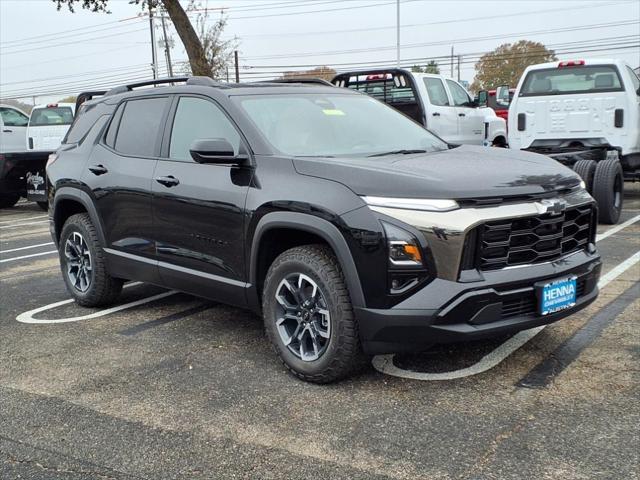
[382,222,428,294]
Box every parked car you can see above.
[477,87,514,123]
[332,69,508,147]
[48,77,600,382]
[507,58,640,224]
[27,102,75,151]
[0,104,51,209]
[0,104,29,153]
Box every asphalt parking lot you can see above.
[1,186,638,480]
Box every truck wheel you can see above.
[59,213,123,307]
[262,244,364,383]
[573,159,597,193]
[592,159,624,225]
[0,194,20,209]
[37,201,48,211]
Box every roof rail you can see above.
[104,76,223,96]
[262,78,334,86]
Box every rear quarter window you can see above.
[63,103,107,144]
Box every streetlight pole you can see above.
[396,0,400,67]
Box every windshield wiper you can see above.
[367,149,427,157]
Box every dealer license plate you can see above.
[538,276,577,316]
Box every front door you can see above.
[446,79,484,145]
[152,95,251,306]
[0,106,29,153]
[87,96,170,283]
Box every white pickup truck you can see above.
[27,102,75,151]
[507,58,640,224]
[332,69,507,147]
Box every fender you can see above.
[248,211,366,310]
[52,187,106,246]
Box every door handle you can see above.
[155,175,180,187]
[88,164,108,175]
[458,113,466,117]
[432,112,441,117]
[3,129,12,133]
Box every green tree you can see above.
[53,0,211,76]
[470,40,556,92]
[58,95,77,103]
[411,61,440,74]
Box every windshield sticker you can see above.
[322,109,345,116]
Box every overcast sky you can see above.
[0,0,638,103]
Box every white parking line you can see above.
[0,220,49,229]
[0,242,54,254]
[596,214,640,242]
[0,250,57,263]
[16,282,178,324]
[0,214,48,225]
[372,250,640,380]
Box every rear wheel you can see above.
[37,201,48,211]
[592,159,623,224]
[262,244,364,383]
[573,159,597,194]
[0,194,20,209]
[59,213,123,307]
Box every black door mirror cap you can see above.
[189,138,247,164]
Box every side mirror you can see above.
[189,138,246,164]
[496,85,511,106]
[477,90,488,107]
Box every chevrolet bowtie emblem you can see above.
[540,198,567,216]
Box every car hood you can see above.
[292,145,581,200]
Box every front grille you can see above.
[500,278,588,319]
[477,204,594,271]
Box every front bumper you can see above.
[356,250,601,354]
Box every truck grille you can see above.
[477,204,594,271]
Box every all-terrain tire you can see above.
[59,213,123,307]
[262,244,365,383]
[592,159,624,225]
[0,194,20,209]
[573,159,597,194]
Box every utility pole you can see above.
[149,3,158,79]
[457,55,461,82]
[160,15,173,77]
[450,46,454,78]
[234,50,239,83]
[396,0,400,67]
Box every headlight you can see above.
[363,196,459,212]
[383,222,423,266]
[579,180,586,190]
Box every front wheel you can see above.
[262,245,364,383]
[59,213,123,307]
[0,194,20,209]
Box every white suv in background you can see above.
[332,69,507,147]
[27,102,75,151]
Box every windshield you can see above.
[520,65,623,96]
[29,106,74,126]
[234,93,447,157]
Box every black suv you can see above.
[47,77,602,383]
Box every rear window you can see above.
[29,106,74,126]
[520,65,623,96]
[113,97,168,157]
[344,75,416,104]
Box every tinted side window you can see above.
[446,80,472,106]
[423,78,450,106]
[64,103,105,144]
[169,97,241,161]
[0,107,29,127]
[114,97,168,157]
[103,103,125,148]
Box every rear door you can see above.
[152,95,250,306]
[0,106,29,153]
[87,95,170,283]
[27,105,74,151]
[445,79,484,145]
[421,77,458,141]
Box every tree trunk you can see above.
[161,0,210,76]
